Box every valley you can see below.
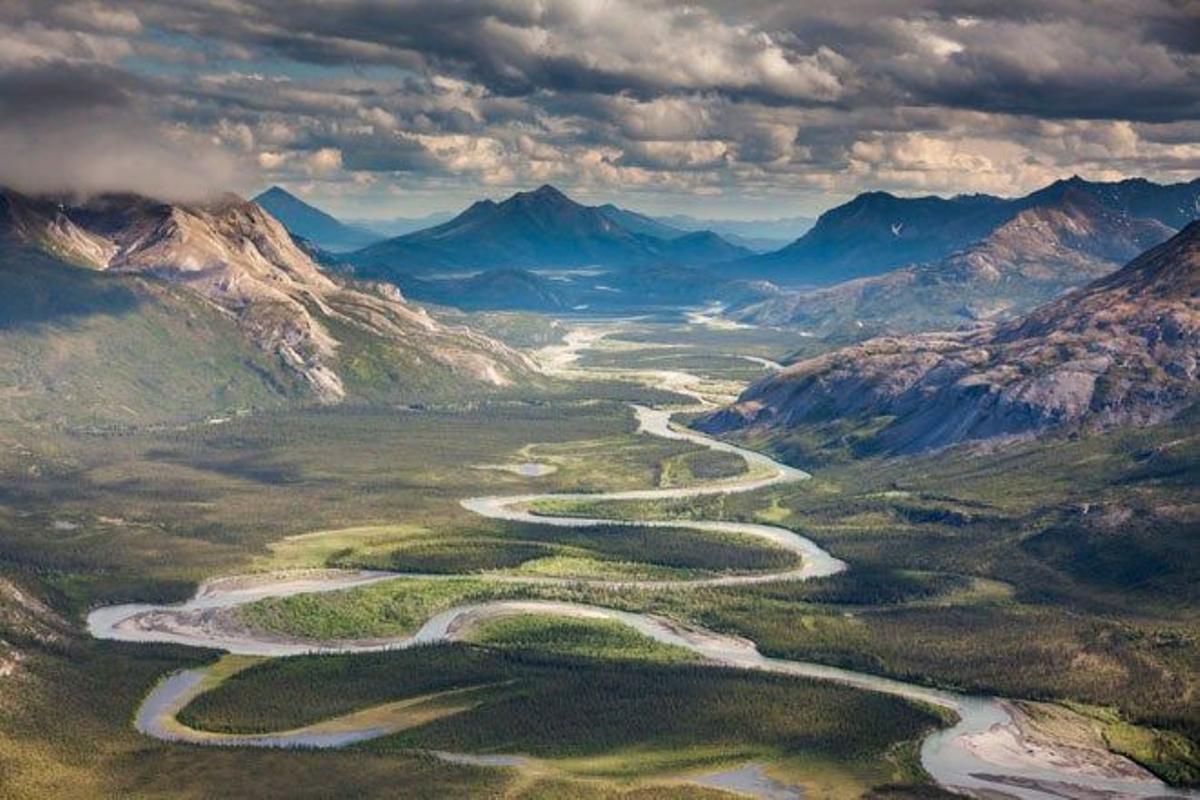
[83,322,1193,799]
[3,5,1198,799]
[3,307,1195,798]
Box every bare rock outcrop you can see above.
[1,189,534,402]
[701,222,1200,454]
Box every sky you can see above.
[1,1,1198,220]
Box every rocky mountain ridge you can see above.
[700,221,1200,455]
[733,189,1178,335]
[0,188,533,404]
[347,184,750,275]
[739,176,1200,285]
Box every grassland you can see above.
[0,248,305,427]
[608,319,823,362]
[234,516,803,639]
[237,579,517,640]
[202,387,1200,783]
[1,313,1197,797]
[463,613,700,662]
[521,405,1200,780]
[175,642,939,793]
[1,377,787,797]
[576,347,772,382]
[0,397,705,611]
[430,308,568,349]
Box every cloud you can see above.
[0,63,250,201]
[305,146,343,175]
[0,0,1195,215]
[0,113,249,202]
[124,0,856,103]
[52,2,143,35]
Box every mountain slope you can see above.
[658,230,752,264]
[347,185,749,275]
[0,245,307,425]
[743,177,1200,285]
[397,269,574,312]
[734,189,1176,335]
[701,222,1200,456]
[388,261,780,314]
[346,211,455,238]
[744,191,1013,284]
[595,204,685,240]
[0,188,533,422]
[656,213,815,252]
[252,186,382,252]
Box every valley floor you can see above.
[1,312,1197,799]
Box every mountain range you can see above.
[740,176,1200,286]
[346,210,456,239]
[257,178,1198,324]
[346,184,751,276]
[252,187,383,252]
[700,220,1200,457]
[731,186,1178,336]
[653,213,815,251]
[0,188,532,425]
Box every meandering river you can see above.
[88,322,1193,800]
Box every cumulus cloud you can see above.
[0,0,1195,214]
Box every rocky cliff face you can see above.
[700,222,1200,454]
[1,189,533,402]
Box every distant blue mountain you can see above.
[346,211,456,238]
[347,184,751,276]
[654,213,814,252]
[253,186,382,252]
[741,176,1200,285]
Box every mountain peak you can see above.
[252,186,380,252]
[351,185,746,273]
[1044,174,1091,193]
[511,184,572,205]
[256,185,293,200]
[747,175,1200,284]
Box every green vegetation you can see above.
[1,643,729,799]
[385,525,796,577]
[0,379,797,798]
[558,407,1200,757]
[2,313,1197,797]
[577,348,771,382]
[431,308,567,349]
[262,520,798,579]
[611,322,824,362]
[237,579,518,640]
[1028,701,1200,786]
[464,614,699,663]
[0,248,304,426]
[176,642,939,789]
[1104,716,1200,785]
[0,397,718,610]
[659,448,748,486]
